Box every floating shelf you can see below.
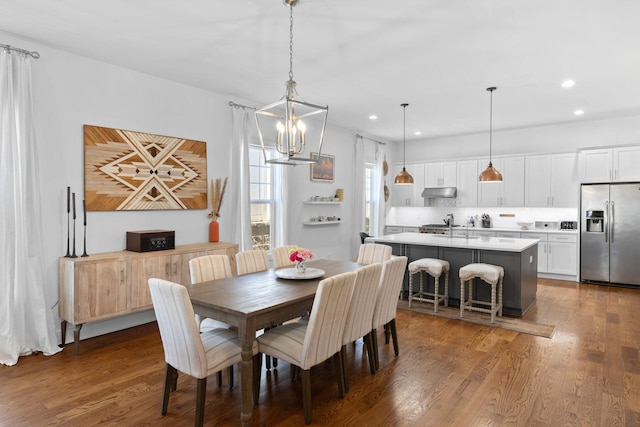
[303,221,341,226]
[303,201,341,205]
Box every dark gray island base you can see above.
[369,233,539,317]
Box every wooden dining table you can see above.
[186,258,362,426]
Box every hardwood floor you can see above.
[2,279,640,426]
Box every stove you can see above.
[419,224,457,234]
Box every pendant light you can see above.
[394,103,414,185]
[479,87,503,182]
[254,0,329,166]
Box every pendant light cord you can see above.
[487,87,496,165]
[401,103,408,167]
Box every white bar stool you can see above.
[459,263,504,323]
[408,258,450,312]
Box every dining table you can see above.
[187,258,362,426]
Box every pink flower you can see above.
[289,247,314,262]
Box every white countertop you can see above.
[369,232,539,252]
[385,224,578,235]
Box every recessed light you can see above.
[414,131,422,136]
[369,115,378,120]
[574,109,584,116]
[562,80,576,88]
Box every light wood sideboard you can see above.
[59,241,239,355]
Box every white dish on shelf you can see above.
[275,267,325,280]
[516,222,534,230]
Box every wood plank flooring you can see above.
[2,279,640,426]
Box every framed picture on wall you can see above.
[310,152,335,182]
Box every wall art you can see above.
[310,152,335,182]
[84,125,207,211]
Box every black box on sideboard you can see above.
[126,230,175,252]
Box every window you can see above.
[249,147,274,250]
[364,164,375,234]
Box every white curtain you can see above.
[229,106,252,251]
[272,163,288,248]
[353,136,365,256]
[0,48,61,365]
[373,144,386,236]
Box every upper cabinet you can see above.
[477,156,525,207]
[580,146,640,183]
[390,163,425,207]
[455,159,478,207]
[525,153,578,207]
[424,161,456,187]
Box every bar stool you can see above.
[459,263,504,323]
[408,258,450,312]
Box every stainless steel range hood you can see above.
[421,187,457,198]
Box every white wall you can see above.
[402,115,640,164]
[2,31,359,342]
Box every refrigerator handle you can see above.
[605,201,609,243]
[610,201,614,243]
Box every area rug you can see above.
[397,300,556,338]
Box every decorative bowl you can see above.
[516,222,534,230]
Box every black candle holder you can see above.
[65,210,71,257]
[81,224,89,257]
[70,217,77,258]
[65,186,71,257]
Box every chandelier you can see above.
[254,0,329,165]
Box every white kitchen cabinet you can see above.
[455,159,478,207]
[525,153,578,207]
[424,161,456,187]
[470,230,496,238]
[527,232,548,273]
[495,231,521,238]
[580,146,640,183]
[477,156,525,207]
[402,227,420,233]
[547,234,577,275]
[391,163,424,207]
[385,226,403,234]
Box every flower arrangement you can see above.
[208,177,228,221]
[289,247,314,263]
[289,247,313,272]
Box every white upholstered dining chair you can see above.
[356,243,392,265]
[148,278,258,427]
[189,255,234,332]
[341,262,383,392]
[235,249,269,276]
[188,254,236,387]
[371,256,408,371]
[256,271,357,424]
[271,245,298,268]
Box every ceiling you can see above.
[1,0,640,143]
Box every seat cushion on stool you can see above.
[459,263,504,285]
[408,258,450,277]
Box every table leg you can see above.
[239,318,256,426]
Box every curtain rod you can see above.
[0,43,40,59]
[356,134,386,146]
[228,101,256,111]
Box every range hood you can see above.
[421,187,457,198]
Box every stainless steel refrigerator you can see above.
[581,183,640,287]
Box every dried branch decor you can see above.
[208,177,228,221]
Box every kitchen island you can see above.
[368,233,539,316]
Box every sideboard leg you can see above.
[60,320,67,348]
[73,324,83,356]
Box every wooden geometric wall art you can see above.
[84,125,207,211]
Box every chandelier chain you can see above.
[289,3,294,81]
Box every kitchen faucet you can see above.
[445,213,454,232]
